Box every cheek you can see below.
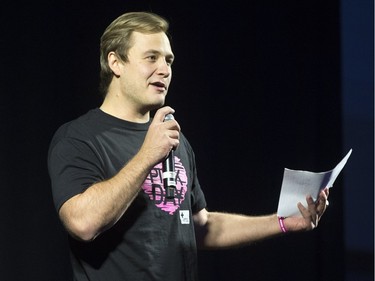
[134,62,154,77]
[144,68,157,79]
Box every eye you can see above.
[166,58,174,66]
[166,55,174,66]
[147,55,157,62]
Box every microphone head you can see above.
[164,113,174,121]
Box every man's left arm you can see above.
[193,188,329,249]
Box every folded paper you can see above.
[277,149,352,217]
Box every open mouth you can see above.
[150,81,167,91]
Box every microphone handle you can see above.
[163,150,176,199]
[163,114,176,199]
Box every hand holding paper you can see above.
[277,149,352,217]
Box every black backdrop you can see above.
[0,1,346,280]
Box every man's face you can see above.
[119,31,174,111]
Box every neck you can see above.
[100,94,150,123]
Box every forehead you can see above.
[130,31,173,55]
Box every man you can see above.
[48,11,329,281]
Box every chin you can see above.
[146,101,165,112]
[154,99,166,107]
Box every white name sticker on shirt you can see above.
[179,210,190,224]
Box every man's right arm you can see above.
[59,150,154,241]
[58,107,180,241]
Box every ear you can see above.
[107,52,123,77]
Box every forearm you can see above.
[198,212,281,249]
[195,190,329,249]
[59,151,153,241]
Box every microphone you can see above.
[162,113,176,199]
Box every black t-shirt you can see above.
[48,108,207,281]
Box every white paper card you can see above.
[277,149,352,217]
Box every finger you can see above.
[297,201,317,228]
[168,131,180,150]
[316,190,329,215]
[306,195,319,226]
[297,202,309,217]
[324,187,330,197]
[153,106,175,122]
[306,194,315,205]
[320,188,329,199]
[319,189,329,204]
[306,195,317,214]
[324,189,329,206]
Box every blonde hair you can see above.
[99,12,170,96]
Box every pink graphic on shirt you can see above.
[142,156,187,215]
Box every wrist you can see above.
[277,216,287,233]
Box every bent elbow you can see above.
[58,196,102,242]
[65,219,100,242]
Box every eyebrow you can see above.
[144,49,175,60]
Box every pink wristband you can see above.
[278,216,287,233]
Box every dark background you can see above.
[0,1,373,280]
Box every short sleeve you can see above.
[48,136,104,212]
